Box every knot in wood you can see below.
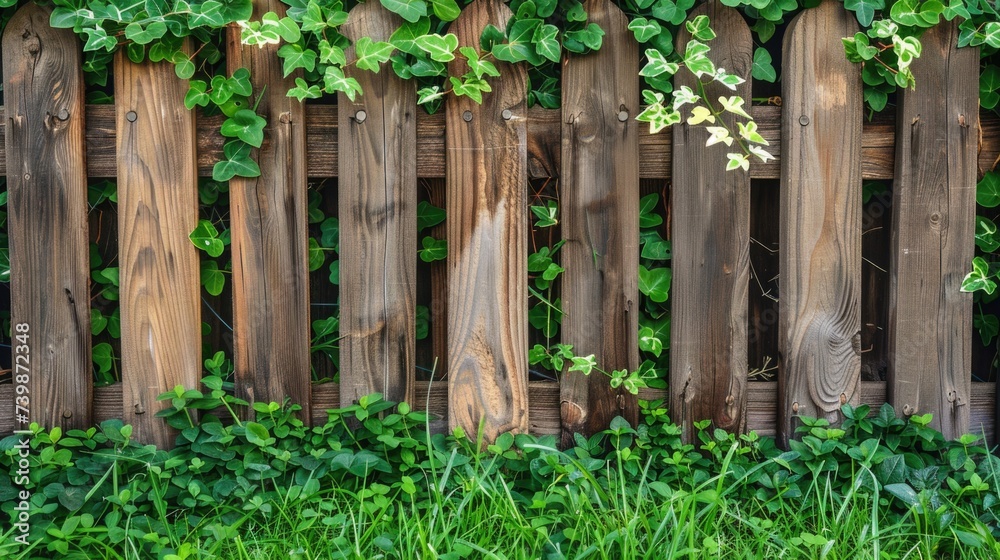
[839,393,847,405]
[279,112,292,124]
[929,212,941,227]
[725,394,735,406]
[134,403,146,415]
[22,29,39,55]
[792,401,799,413]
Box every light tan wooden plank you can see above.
[338,1,417,408]
[446,0,529,442]
[888,23,977,439]
[670,2,752,441]
[2,3,91,430]
[227,0,311,419]
[560,0,640,445]
[779,0,863,446]
[115,49,201,448]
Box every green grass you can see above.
[2,381,1000,559]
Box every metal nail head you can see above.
[57,108,69,121]
[463,110,473,122]
[618,110,629,122]
[502,109,513,120]
[798,115,810,126]
[355,110,367,123]
[126,111,137,123]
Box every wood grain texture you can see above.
[779,0,863,447]
[446,0,529,442]
[888,23,977,439]
[227,0,311,420]
[115,50,201,448]
[338,2,417,408]
[3,104,996,180]
[559,0,640,446]
[2,3,91,430]
[670,2,752,441]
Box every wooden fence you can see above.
[1,0,998,448]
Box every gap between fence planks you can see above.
[226,0,311,419]
[779,0,863,446]
[1,381,992,444]
[670,2,752,442]
[446,0,529,442]
[7,105,1000,180]
[2,3,92,430]
[559,0,640,446]
[115,49,201,449]
[338,1,416,407]
[889,23,977,440]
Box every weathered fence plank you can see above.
[115,50,201,448]
[670,2,752,441]
[3,3,91,430]
[559,0,640,444]
[338,1,417,407]
[889,23,977,439]
[779,0,863,445]
[227,0,311,418]
[446,0,529,441]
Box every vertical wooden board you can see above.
[115,51,200,448]
[446,0,529,442]
[779,0,863,446]
[669,2,752,441]
[889,23,976,439]
[3,4,91,430]
[338,2,417,407]
[559,0,640,445]
[227,0,311,419]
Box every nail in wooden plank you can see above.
[115,48,201,448]
[889,22,976,439]
[446,0,529,442]
[779,0,863,446]
[227,0,311,419]
[560,0,640,445]
[670,2,752,442]
[3,3,91,430]
[338,1,417,407]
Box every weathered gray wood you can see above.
[779,0,863,446]
[889,22,977,439]
[2,3,91,430]
[670,2,752,442]
[446,0,529,442]
[227,0,311,419]
[115,49,201,448]
[338,1,417,407]
[559,0,640,445]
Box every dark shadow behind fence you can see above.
[0,0,996,448]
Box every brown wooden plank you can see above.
[115,50,201,448]
[559,0,640,445]
[446,0,529,442]
[338,1,417,407]
[670,2,752,441]
[778,0,863,447]
[227,0,311,419]
[2,4,91,430]
[888,23,977,439]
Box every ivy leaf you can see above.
[91,309,108,336]
[319,39,347,66]
[961,256,997,294]
[390,19,432,55]
[83,27,117,52]
[980,65,1000,110]
[189,220,225,257]
[977,215,1000,253]
[844,0,883,26]
[190,0,227,28]
[975,311,1000,346]
[889,0,923,27]
[531,201,558,227]
[449,76,490,103]
[380,0,427,23]
[718,95,752,119]
[200,261,226,296]
[124,21,167,45]
[533,23,561,63]
[288,77,322,101]
[217,0,253,21]
[492,19,543,64]
[640,49,679,78]
[417,201,446,231]
[261,12,301,43]
[628,17,662,43]
[419,236,447,262]
[428,0,461,21]
[220,109,267,148]
[752,47,776,82]
[324,66,363,100]
[563,22,604,51]
[320,217,340,250]
[685,14,715,41]
[414,33,459,63]
[737,121,767,144]
[638,326,663,358]
[213,140,261,181]
[185,80,210,109]
[355,37,395,72]
[278,44,317,76]
[639,265,672,303]
[93,343,114,374]
[308,238,325,271]
[977,171,1000,208]
[639,193,662,228]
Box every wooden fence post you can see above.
[338,1,417,408]
[670,2,752,441]
[115,48,201,448]
[889,22,977,439]
[779,0,863,446]
[227,0,311,418]
[560,0,640,445]
[3,3,91,430]
[446,0,529,442]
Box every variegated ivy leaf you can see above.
[893,35,921,71]
[640,49,679,78]
[417,86,445,105]
[414,33,459,63]
[713,67,744,90]
[687,106,715,125]
[718,96,751,119]
[685,14,716,42]
[324,66,362,100]
[636,103,682,134]
[737,121,767,144]
[568,355,598,375]
[355,37,395,72]
[726,153,750,172]
[871,19,898,38]
[671,85,700,111]
[749,144,775,163]
[705,126,733,147]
